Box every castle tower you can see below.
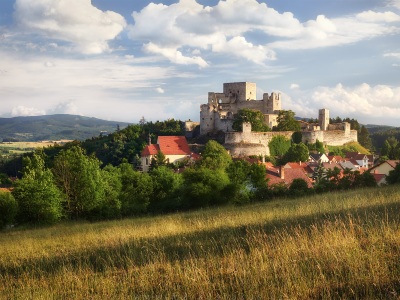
[223,82,256,102]
[200,104,216,135]
[319,108,329,131]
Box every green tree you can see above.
[292,131,303,144]
[0,191,18,229]
[150,150,167,170]
[52,146,105,219]
[381,137,399,159]
[289,178,309,197]
[97,164,122,219]
[232,109,270,132]
[274,110,301,132]
[282,143,309,164]
[119,163,153,216]
[149,166,183,212]
[181,167,230,208]
[315,139,325,154]
[226,160,251,204]
[13,152,63,224]
[358,126,373,150]
[386,162,400,184]
[198,140,232,170]
[268,135,291,158]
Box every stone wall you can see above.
[225,122,358,157]
[225,129,294,156]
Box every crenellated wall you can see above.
[225,128,294,156]
[224,122,358,157]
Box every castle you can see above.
[200,82,281,135]
[197,82,358,157]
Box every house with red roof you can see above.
[266,165,313,188]
[141,136,192,172]
[368,160,400,186]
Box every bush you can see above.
[0,191,18,229]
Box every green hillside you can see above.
[1,186,399,298]
[0,114,129,142]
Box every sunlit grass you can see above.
[1,185,400,299]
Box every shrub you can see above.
[0,191,17,229]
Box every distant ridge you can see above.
[0,114,130,142]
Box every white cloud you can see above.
[143,43,209,68]
[11,106,46,117]
[285,83,400,125]
[128,0,400,64]
[128,0,280,65]
[0,50,186,120]
[357,10,400,22]
[290,84,300,90]
[384,52,400,58]
[50,101,79,115]
[155,87,165,94]
[14,0,127,54]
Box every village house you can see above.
[309,153,330,163]
[266,165,313,188]
[368,160,400,186]
[141,136,192,172]
[345,152,369,168]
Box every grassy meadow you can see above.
[1,185,400,299]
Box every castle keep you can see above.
[198,82,358,157]
[200,82,281,135]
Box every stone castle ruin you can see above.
[197,82,358,157]
[200,82,281,135]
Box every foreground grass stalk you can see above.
[1,186,400,299]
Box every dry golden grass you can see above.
[1,186,400,299]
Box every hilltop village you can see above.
[141,81,398,187]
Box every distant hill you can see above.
[0,114,130,142]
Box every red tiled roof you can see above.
[157,136,191,155]
[387,160,400,168]
[372,173,385,184]
[141,144,160,156]
[322,162,343,171]
[345,151,359,159]
[284,162,303,169]
[266,167,313,188]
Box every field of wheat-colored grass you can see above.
[1,185,400,299]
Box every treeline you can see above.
[2,137,400,229]
[0,141,267,227]
[0,119,185,177]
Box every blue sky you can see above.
[0,0,399,126]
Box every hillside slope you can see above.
[0,114,129,141]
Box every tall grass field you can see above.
[1,186,400,299]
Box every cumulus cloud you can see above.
[127,0,400,64]
[143,43,209,67]
[290,83,300,90]
[128,0,281,65]
[357,10,400,22]
[11,106,46,117]
[155,87,165,94]
[14,0,126,54]
[50,101,79,115]
[285,83,400,125]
